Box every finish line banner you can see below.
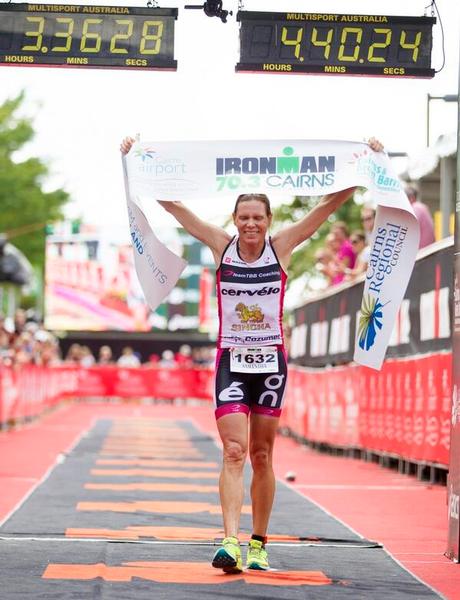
[123,139,420,370]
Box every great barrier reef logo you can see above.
[358,294,388,351]
[348,147,400,193]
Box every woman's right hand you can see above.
[120,136,136,155]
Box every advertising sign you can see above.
[45,233,150,331]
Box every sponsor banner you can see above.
[447,250,460,560]
[0,366,214,425]
[291,239,453,367]
[281,353,452,466]
[124,140,419,370]
[0,366,79,424]
[1,357,450,469]
[45,238,151,332]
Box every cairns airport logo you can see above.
[216,146,336,189]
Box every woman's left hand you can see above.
[367,137,384,152]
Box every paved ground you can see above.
[0,402,457,599]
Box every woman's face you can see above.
[233,200,271,244]
[351,236,365,253]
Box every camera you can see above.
[184,1,232,23]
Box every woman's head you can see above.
[232,194,272,242]
[350,230,366,253]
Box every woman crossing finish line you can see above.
[120,136,384,573]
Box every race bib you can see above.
[230,347,278,373]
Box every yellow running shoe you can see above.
[212,536,243,574]
[246,538,269,570]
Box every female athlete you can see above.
[120,136,383,572]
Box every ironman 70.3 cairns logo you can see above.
[215,146,336,193]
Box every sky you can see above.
[2,0,459,242]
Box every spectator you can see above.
[0,312,60,367]
[117,346,141,368]
[36,338,60,367]
[191,346,215,367]
[345,231,369,280]
[0,326,13,366]
[146,353,160,368]
[14,308,27,335]
[98,345,113,365]
[159,349,176,368]
[405,184,435,248]
[314,247,335,286]
[331,221,356,278]
[65,343,83,364]
[80,345,95,367]
[360,205,376,242]
[175,344,193,368]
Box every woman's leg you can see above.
[216,412,249,538]
[248,413,279,537]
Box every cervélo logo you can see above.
[218,382,244,402]
[222,286,280,297]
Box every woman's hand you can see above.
[367,137,384,152]
[120,136,136,155]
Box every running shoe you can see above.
[246,538,269,570]
[212,536,242,573]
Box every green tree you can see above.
[0,91,69,271]
[272,193,363,286]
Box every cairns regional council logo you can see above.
[358,221,408,351]
[232,303,270,332]
[358,294,385,351]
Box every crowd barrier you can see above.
[0,366,214,427]
[0,354,452,468]
[281,352,452,467]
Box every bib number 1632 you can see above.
[230,347,278,373]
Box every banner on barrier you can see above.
[0,357,450,469]
[281,353,451,466]
[123,139,420,370]
[447,252,460,560]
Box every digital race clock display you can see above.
[236,11,435,78]
[0,3,177,70]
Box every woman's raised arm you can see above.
[121,136,230,264]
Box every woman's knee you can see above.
[250,446,272,471]
[222,439,247,466]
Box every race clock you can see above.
[0,3,177,70]
[236,11,436,78]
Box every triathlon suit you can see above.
[214,236,288,420]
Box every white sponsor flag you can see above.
[122,156,187,311]
[123,139,419,370]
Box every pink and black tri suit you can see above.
[214,236,288,420]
